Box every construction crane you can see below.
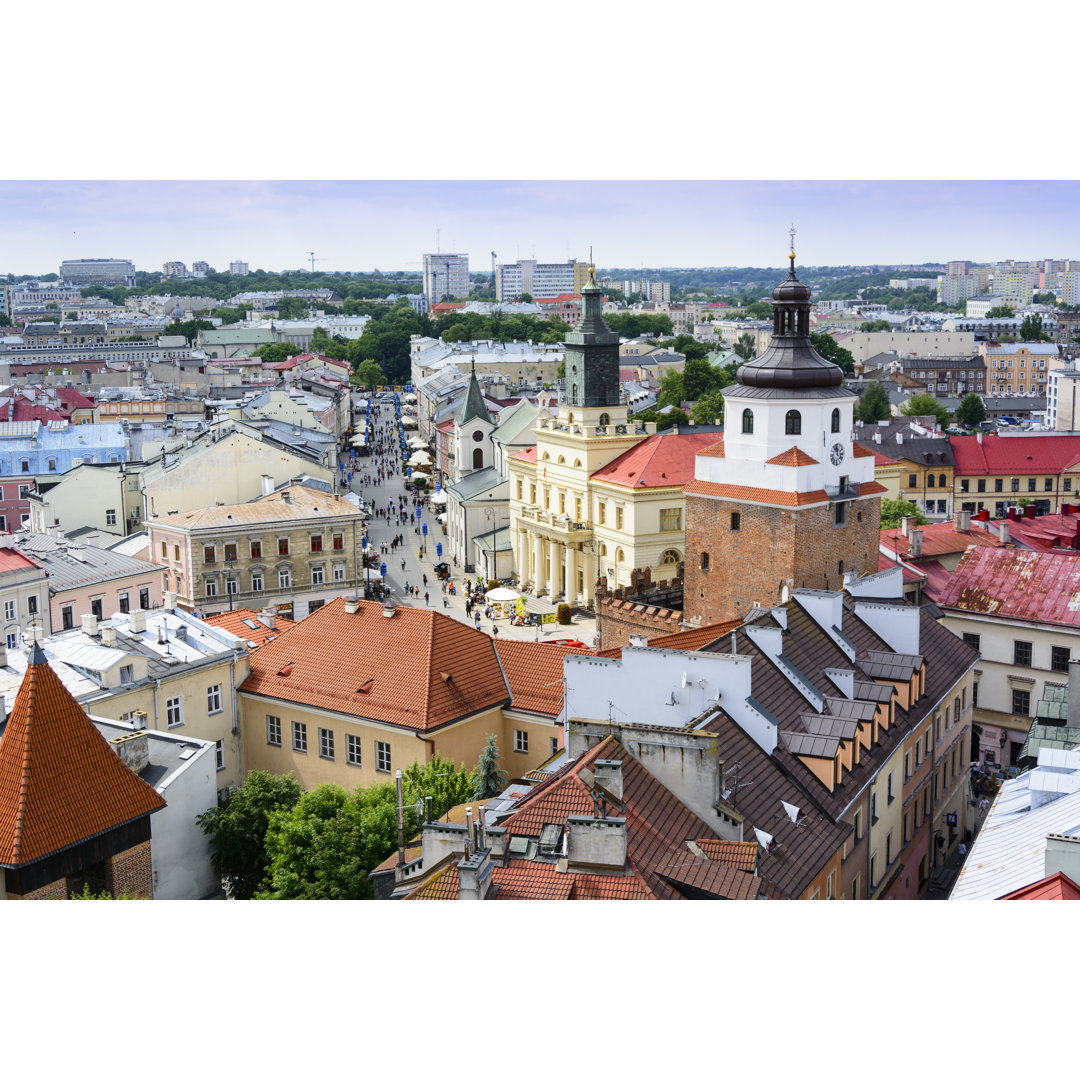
[306,251,326,273]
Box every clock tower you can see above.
[682,243,885,624]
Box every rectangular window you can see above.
[575,497,582,520]
[332,533,344,551]
[887,771,895,802]
[166,696,183,728]
[886,832,893,865]
[319,727,334,760]
[615,505,623,529]
[250,540,262,559]
[267,715,282,746]
[730,512,741,531]
[106,509,117,526]
[205,579,218,597]
[871,791,878,823]
[659,508,681,531]
[346,733,362,766]
[376,741,391,772]
[224,543,238,562]
[119,664,133,685]
[278,538,290,557]
[960,479,969,493]
[834,501,848,526]
[962,632,981,652]
[530,484,536,504]
[1028,478,1037,492]
[203,545,216,563]
[161,541,168,558]
[550,737,560,757]
[995,479,1003,492]
[514,729,529,753]
[5,633,14,650]
[598,501,606,525]
[1052,646,1071,673]
[62,606,73,630]
[978,479,986,493]
[333,564,346,582]
[174,545,180,561]
[310,534,323,553]
[904,750,912,781]
[3,600,14,620]
[908,474,917,488]
[226,576,238,596]
[117,593,128,614]
[1045,478,1054,492]
[278,569,291,589]
[311,566,325,586]
[207,684,222,714]
[853,809,863,840]
[1066,478,1073,492]
[215,740,225,771]
[924,730,931,755]
[516,480,523,501]
[292,721,308,753]
[1012,689,1030,716]
[251,572,263,593]
[1014,640,1032,666]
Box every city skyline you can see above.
[2,180,1079,279]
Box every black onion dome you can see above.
[736,254,842,390]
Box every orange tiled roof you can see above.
[647,620,742,651]
[697,440,725,458]
[859,480,889,496]
[404,858,656,900]
[241,598,510,732]
[510,446,538,464]
[692,838,759,872]
[202,608,295,648]
[0,645,165,867]
[765,446,819,467]
[851,442,876,459]
[495,639,588,717]
[683,479,829,507]
[592,432,720,489]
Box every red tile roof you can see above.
[201,608,295,648]
[0,646,165,867]
[404,858,655,900]
[683,479,829,507]
[591,432,720,489]
[851,442,878,459]
[0,548,41,574]
[697,439,726,458]
[916,558,953,598]
[879,519,1005,560]
[494,639,587,717]
[646,620,742,651]
[241,597,510,731]
[951,434,1080,476]
[1000,871,1080,900]
[510,446,538,463]
[766,446,819,467]
[936,547,1080,627]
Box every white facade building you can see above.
[423,253,470,304]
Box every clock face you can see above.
[830,442,845,466]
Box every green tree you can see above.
[855,380,892,423]
[745,301,772,319]
[275,296,311,319]
[353,359,385,389]
[519,293,533,303]
[473,734,509,798]
[168,318,214,346]
[985,304,1015,319]
[1020,314,1050,342]
[196,771,302,899]
[733,333,756,360]
[69,883,134,899]
[901,392,950,429]
[859,319,892,332]
[955,392,988,427]
[880,498,928,530]
[1032,291,1058,306]
[809,332,855,375]
[691,390,725,425]
[656,369,685,409]
[0,314,10,328]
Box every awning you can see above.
[523,595,558,615]
[487,587,519,602]
[429,490,447,505]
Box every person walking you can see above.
[424,592,430,605]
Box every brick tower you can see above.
[682,242,886,624]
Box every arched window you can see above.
[939,474,946,488]
[661,549,680,565]
[557,455,565,464]
[473,448,484,469]
[573,459,582,468]
[742,408,754,434]
[599,412,611,427]
[785,410,801,435]
[831,408,841,433]
[599,543,608,557]
[542,452,550,461]
[615,547,624,564]
[567,413,574,424]
[927,474,935,488]
[700,552,710,571]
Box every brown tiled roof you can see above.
[647,620,742,651]
[494,639,588,717]
[0,645,165,867]
[851,442,876,459]
[242,598,510,732]
[692,838,759,872]
[683,479,829,507]
[697,439,725,457]
[202,608,295,648]
[766,447,819,467]
[405,859,657,900]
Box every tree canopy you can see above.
[601,312,674,338]
[880,498,928,530]
[809,332,855,375]
[955,392,988,427]
[985,304,1015,319]
[473,734,508,799]
[901,392,950,429]
[1020,314,1050,342]
[859,319,892,333]
[167,318,214,346]
[855,380,892,423]
[733,333,756,360]
[252,342,303,365]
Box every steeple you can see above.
[563,260,621,411]
[735,235,842,391]
[458,357,490,426]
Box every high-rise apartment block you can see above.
[229,261,249,276]
[192,261,210,276]
[937,273,980,306]
[60,258,136,289]
[947,260,973,276]
[423,253,470,304]
[162,261,187,278]
[495,258,587,301]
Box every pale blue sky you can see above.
[1,180,1077,277]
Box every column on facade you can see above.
[564,543,577,604]
[514,527,527,587]
[532,533,545,595]
[580,546,594,606]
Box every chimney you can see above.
[111,731,149,774]
[343,598,360,614]
[132,710,148,731]
[164,591,177,611]
[998,520,1009,544]
[873,431,882,444]
[281,490,291,504]
[101,625,117,647]
[901,515,916,537]
[908,528,923,557]
[896,432,903,445]
[954,510,971,532]
[0,642,7,668]
[456,847,494,900]
[129,609,146,634]
[593,759,623,802]
[1045,833,1080,883]
[1025,505,1036,519]
[628,634,649,648]
[566,814,627,871]
[261,473,273,496]
[81,613,98,636]
[977,430,983,444]
[257,608,277,629]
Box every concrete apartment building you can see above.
[229,261,249,276]
[495,259,588,301]
[146,482,365,620]
[423,253,470,304]
[60,258,136,288]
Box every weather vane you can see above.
[788,224,797,259]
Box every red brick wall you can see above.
[595,565,686,650]
[16,878,69,900]
[683,494,881,625]
[105,840,154,900]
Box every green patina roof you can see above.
[199,328,275,345]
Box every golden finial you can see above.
[788,224,797,261]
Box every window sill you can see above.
[268,741,282,749]
[513,749,529,755]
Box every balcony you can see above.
[517,507,593,540]
[826,482,861,502]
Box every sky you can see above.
[3,179,1079,277]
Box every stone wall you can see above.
[594,565,686,651]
